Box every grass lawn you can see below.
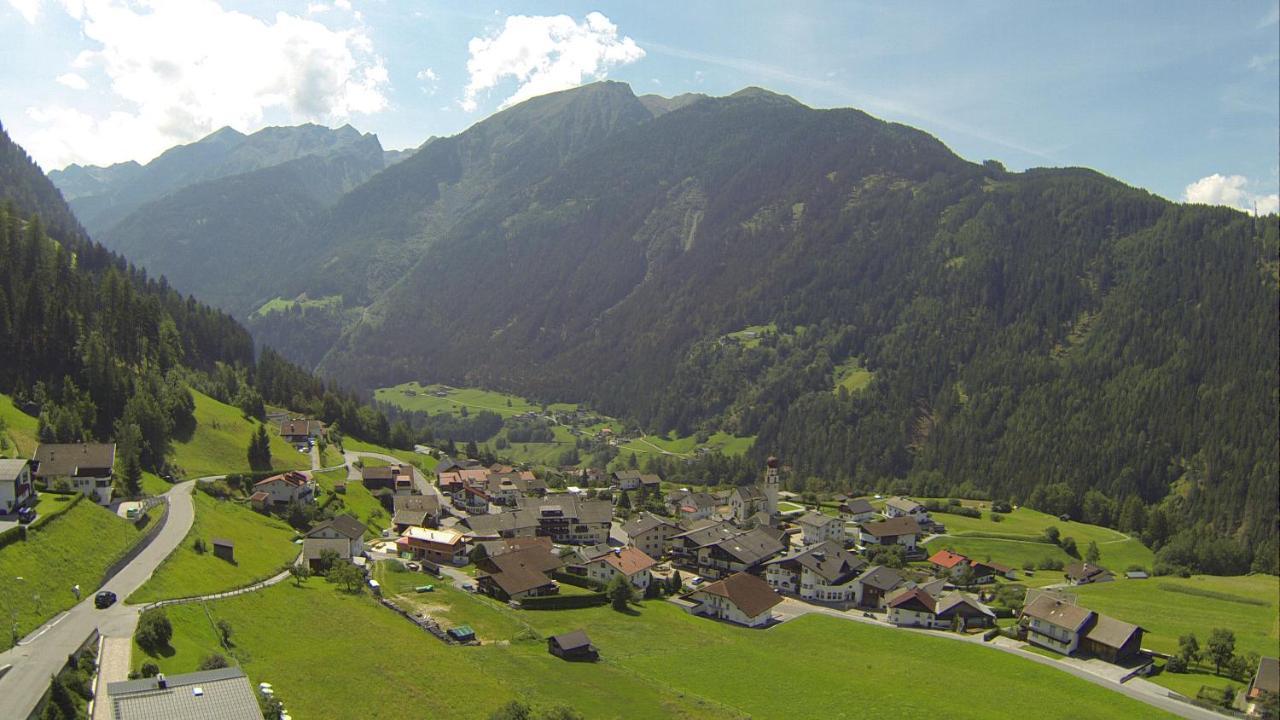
[1072,574,1279,661]
[313,468,390,533]
[138,470,171,497]
[171,391,308,478]
[0,392,39,457]
[833,357,874,394]
[375,382,576,419]
[0,498,149,650]
[147,563,1177,719]
[128,492,299,604]
[251,294,341,318]
[342,437,438,474]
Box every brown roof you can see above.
[33,443,116,478]
[602,547,657,577]
[483,566,555,596]
[1083,614,1142,650]
[695,572,781,618]
[888,587,936,613]
[1021,595,1094,632]
[255,471,310,488]
[840,498,875,515]
[929,550,969,569]
[1064,562,1113,582]
[487,545,563,576]
[249,491,270,502]
[861,516,921,538]
[712,527,786,565]
[550,630,593,651]
[936,593,996,619]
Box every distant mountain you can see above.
[49,123,378,238]
[638,92,708,116]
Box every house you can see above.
[763,541,867,602]
[392,494,442,531]
[669,522,742,567]
[969,559,1016,583]
[548,630,598,661]
[463,509,540,540]
[476,544,563,601]
[858,516,921,550]
[454,484,493,514]
[1020,594,1145,663]
[397,527,468,566]
[612,470,644,490]
[887,587,941,628]
[1246,656,1279,718]
[32,443,116,505]
[838,498,877,523]
[682,571,782,627]
[437,466,488,495]
[694,526,786,579]
[1064,562,1115,585]
[854,565,905,608]
[582,546,657,590]
[253,471,315,508]
[793,511,844,547]
[279,418,324,444]
[522,495,612,544]
[303,514,366,570]
[935,593,997,629]
[928,549,970,577]
[0,459,35,514]
[107,667,265,720]
[622,512,681,560]
[362,464,415,494]
[483,469,546,504]
[666,489,719,521]
[883,496,929,522]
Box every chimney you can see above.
[156,673,167,689]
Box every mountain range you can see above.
[43,82,1280,571]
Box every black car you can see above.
[94,591,116,609]
[16,506,36,524]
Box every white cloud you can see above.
[1184,173,1280,215]
[333,0,351,10]
[24,0,389,169]
[6,0,40,23]
[55,72,88,90]
[460,11,643,112]
[416,67,439,95]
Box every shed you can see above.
[548,630,598,661]
[212,538,234,563]
[447,625,475,642]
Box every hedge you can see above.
[518,593,608,610]
[552,572,606,591]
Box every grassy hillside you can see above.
[128,491,299,604]
[139,563,1175,719]
[375,382,577,418]
[171,391,308,477]
[313,468,390,533]
[0,497,150,649]
[0,392,39,457]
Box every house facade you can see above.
[0,459,35,514]
[623,513,680,559]
[794,511,844,547]
[33,443,116,505]
[253,471,315,508]
[887,587,942,628]
[582,547,656,590]
[763,541,866,602]
[302,514,366,569]
[883,496,929,522]
[683,572,782,628]
[858,516,921,550]
[1020,594,1144,663]
[525,495,611,544]
[397,526,469,566]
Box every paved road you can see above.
[774,598,1231,720]
[0,481,196,720]
[343,450,445,504]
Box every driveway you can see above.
[0,481,197,720]
[343,450,446,505]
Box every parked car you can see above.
[17,506,36,524]
[405,562,421,572]
[94,591,117,609]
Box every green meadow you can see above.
[313,467,391,533]
[139,561,1175,719]
[171,391,309,478]
[128,491,299,604]
[0,392,39,457]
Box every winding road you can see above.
[0,480,197,720]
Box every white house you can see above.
[858,516,921,550]
[883,496,929,523]
[887,587,943,628]
[33,443,115,505]
[623,512,681,559]
[251,471,315,508]
[838,498,877,523]
[793,511,844,547]
[0,459,35,514]
[682,572,782,627]
[763,541,866,602]
[303,514,366,570]
[1020,595,1093,655]
[582,546,656,590]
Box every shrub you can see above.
[193,538,207,554]
[197,653,230,671]
[990,513,1004,523]
[136,608,173,653]
[992,500,1012,513]
[1166,656,1188,673]
[1036,557,1064,571]
[140,662,160,678]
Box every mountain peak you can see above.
[727,86,804,106]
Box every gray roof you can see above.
[306,514,366,540]
[1022,595,1094,632]
[623,512,677,537]
[464,509,540,535]
[1255,656,1280,695]
[108,667,264,720]
[884,496,924,513]
[860,516,921,538]
[528,495,612,524]
[936,593,996,619]
[841,498,875,515]
[33,443,115,478]
[732,485,765,502]
[795,511,839,528]
[765,541,866,584]
[856,565,905,592]
[672,522,741,548]
[711,527,786,565]
[1083,613,1142,650]
[0,458,29,482]
[551,629,594,651]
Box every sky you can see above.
[1,1,1277,213]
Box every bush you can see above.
[992,500,1012,513]
[198,653,230,671]
[1166,656,1188,673]
[990,513,1004,523]
[1036,557,1064,571]
[136,608,173,653]
[140,662,160,678]
[193,537,207,554]
[519,593,608,610]
[552,572,605,591]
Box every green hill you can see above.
[171,391,310,477]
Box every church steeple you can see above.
[764,456,780,516]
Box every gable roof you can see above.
[888,587,936,613]
[711,527,786,565]
[623,512,677,537]
[306,514,366,540]
[483,565,555,596]
[33,443,116,477]
[255,470,310,488]
[695,572,782,617]
[936,593,996,619]
[929,549,969,569]
[970,558,1013,574]
[765,541,866,584]
[1064,562,1113,582]
[1254,656,1280,696]
[795,511,838,529]
[464,509,540,536]
[107,666,264,720]
[884,496,924,513]
[840,498,875,515]
[860,516,921,538]
[1083,613,1143,650]
[856,565,905,592]
[601,547,656,576]
[1021,595,1094,632]
[550,630,593,651]
[488,545,563,576]
[732,485,765,502]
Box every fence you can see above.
[99,498,170,588]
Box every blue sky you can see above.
[1,1,1277,211]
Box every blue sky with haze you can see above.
[1,1,1277,211]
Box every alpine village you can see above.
[0,4,1276,720]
